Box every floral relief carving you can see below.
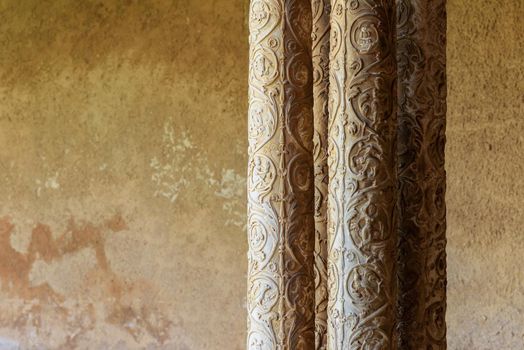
[311,0,330,348]
[247,0,315,349]
[247,0,446,348]
[396,0,447,349]
[327,1,397,349]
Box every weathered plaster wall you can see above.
[0,0,249,348]
[446,1,524,349]
[0,0,522,349]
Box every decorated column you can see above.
[247,0,316,349]
[396,0,447,348]
[327,1,398,349]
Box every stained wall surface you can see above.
[0,0,521,349]
[446,1,524,349]
[0,0,249,348]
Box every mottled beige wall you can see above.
[446,1,524,349]
[0,0,522,349]
[0,0,248,348]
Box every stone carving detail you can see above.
[311,0,330,349]
[247,0,316,349]
[247,0,446,348]
[396,1,447,349]
[327,1,397,349]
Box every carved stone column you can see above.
[396,1,447,349]
[247,0,315,349]
[311,1,330,349]
[327,1,397,349]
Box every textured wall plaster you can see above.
[0,0,248,348]
[0,0,522,349]
[446,1,524,349]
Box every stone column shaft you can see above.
[396,0,447,348]
[247,0,315,349]
[327,1,398,348]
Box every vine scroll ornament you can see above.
[247,0,316,349]
[396,0,447,349]
[247,0,446,349]
[311,0,330,349]
[327,1,398,349]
